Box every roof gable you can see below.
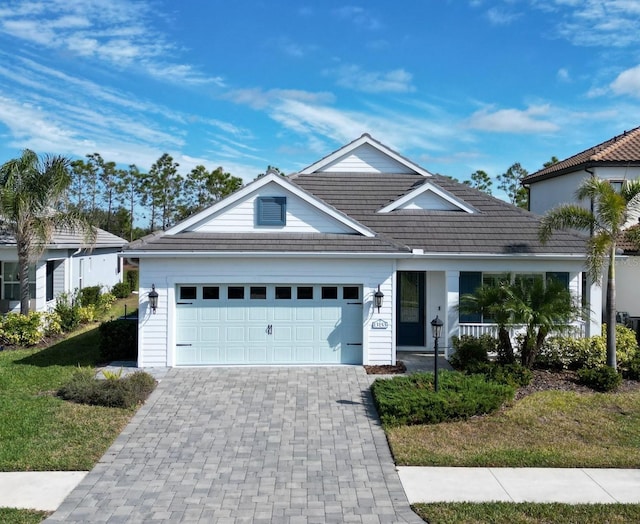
[299,134,432,176]
[378,181,477,214]
[165,172,375,237]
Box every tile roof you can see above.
[0,227,127,249]
[289,172,586,255]
[523,126,640,184]
[125,231,409,254]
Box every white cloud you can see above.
[530,0,640,47]
[0,0,220,85]
[327,65,415,94]
[557,68,571,82]
[332,6,381,30]
[486,7,522,25]
[610,64,640,98]
[467,105,559,133]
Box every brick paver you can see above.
[46,367,422,523]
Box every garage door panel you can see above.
[248,307,268,321]
[175,284,363,365]
[273,308,293,321]
[226,327,246,342]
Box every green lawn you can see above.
[0,296,141,471]
[413,502,640,524]
[0,508,49,524]
[387,389,640,467]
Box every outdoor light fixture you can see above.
[148,284,159,314]
[374,285,384,313]
[431,315,444,392]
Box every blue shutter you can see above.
[459,272,482,323]
[257,197,286,226]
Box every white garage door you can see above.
[175,284,363,365]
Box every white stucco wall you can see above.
[615,256,640,316]
[70,249,122,292]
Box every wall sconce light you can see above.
[374,285,384,313]
[148,284,159,314]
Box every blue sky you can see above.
[1,0,640,195]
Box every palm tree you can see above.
[458,275,515,364]
[539,177,640,369]
[0,150,95,314]
[459,275,580,368]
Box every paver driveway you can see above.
[46,367,422,523]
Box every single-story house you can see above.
[0,228,127,313]
[523,126,640,317]
[125,134,599,367]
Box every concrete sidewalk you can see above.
[0,472,87,511]
[3,467,640,512]
[398,467,640,504]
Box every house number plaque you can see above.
[372,319,389,329]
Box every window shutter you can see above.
[257,197,286,225]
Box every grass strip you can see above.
[413,502,640,524]
[388,389,640,467]
[0,508,49,524]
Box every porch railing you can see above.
[458,322,586,341]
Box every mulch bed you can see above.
[515,368,640,400]
[364,361,407,374]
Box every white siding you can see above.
[319,143,416,174]
[189,183,354,234]
[70,250,122,292]
[615,256,640,316]
[138,257,396,367]
[397,191,460,211]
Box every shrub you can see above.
[77,305,96,324]
[537,324,639,372]
[112,281,131,299]
[450,334,496,370]
[577,366,622,392]
[42,311,62,338]
[370,371,514,427]
[465,361,533,388]
[0,312,44,346]
[78,286,102,307]
[54,292,81,332]
[97,292,116,315]
[99,319,138,361]
[125,269,138,292]
[58,369,156,408]
[625,351,640,380]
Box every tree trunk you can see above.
[498,327,515,364]
[606,245,617,369]
[18,240,30,315]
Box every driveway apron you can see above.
[46,367,421,523]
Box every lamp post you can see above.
[431,315,443,392]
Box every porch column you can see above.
[445,270,460,358]
[586,275,602,337]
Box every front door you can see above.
[396,271,425,346]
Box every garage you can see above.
[174,284,363,365]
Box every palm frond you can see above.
[538,205,595,243]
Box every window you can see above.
[459,272,482,323]
[203,286,219,300]
[228,286,245,299]
[322,286,338,299]
[343,286,359,300]
[275,286,292,299]
[297,286,313,300]
[3,262,35,301]
[257,196,286,226]
[250,286,267,299]
[179,286,197,300]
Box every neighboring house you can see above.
[125,134,598,368]
[523,126,640,317]
[0,228,127,313]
